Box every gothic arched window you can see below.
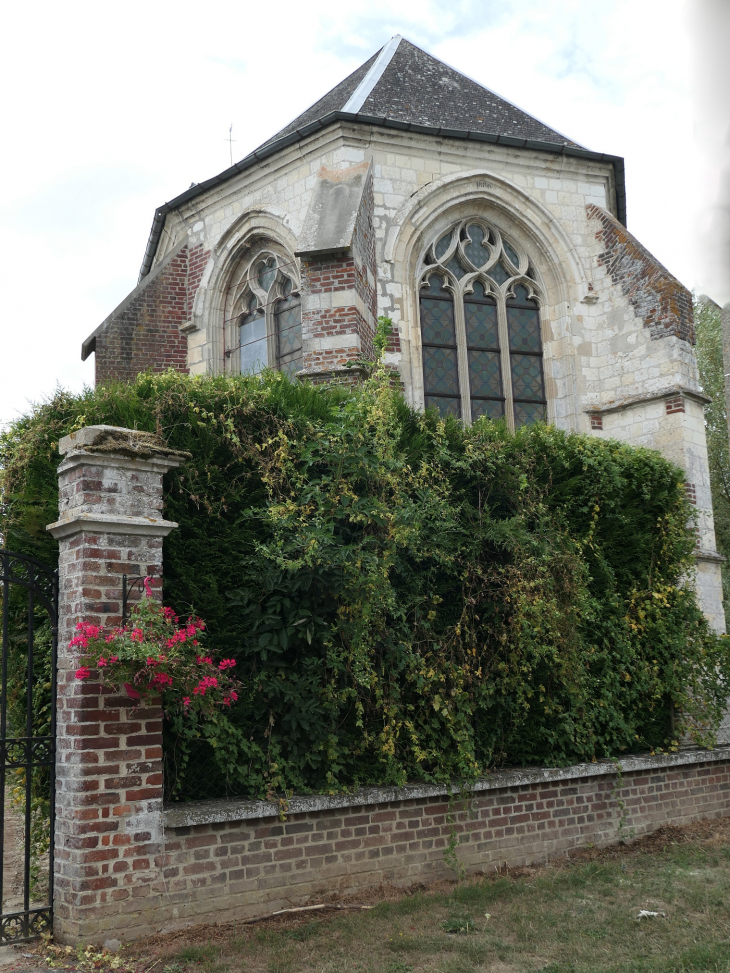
[418,220,546,428]
[225,248,302,377]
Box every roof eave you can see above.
[138,115,626,280]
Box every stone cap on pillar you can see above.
[47,425,188,541]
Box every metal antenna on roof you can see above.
[226,124,236,167]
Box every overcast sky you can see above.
[1,0,727,429]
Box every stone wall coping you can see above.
[162,746,730,829]
[58,425,189,464]
[57,450,185,478]
[585,385,711,416]
[47,512,179,541]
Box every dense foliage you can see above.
[2,357,729,801]
[694,296,730,625]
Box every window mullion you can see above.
[497,297,514,432]
[454,287,470,421]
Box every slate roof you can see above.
[135,36,623,282]
[265,37,582,149]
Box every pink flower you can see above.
[109,655,119,663]
[182,696,191,709]
[163,606,178,622]
[229,690,238,702]
[69,635,89,648]
[193,674,219,696]
[146,656,158,666]
[152,672,173,688]
[124,683,141,700]
[218,659,236,671]
[97,658,107,667]
[195,655,213,665]
[130,628,144,643]
[75,666,91,680]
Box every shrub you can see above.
[1,363,728,801]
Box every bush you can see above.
[1,366,728,801]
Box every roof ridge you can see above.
[342,34,402,113]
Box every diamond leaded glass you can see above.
[275,293,302,377]
[507,306,541,352]
[489,261,511,286]
[423,347,459,395]
[464,225,489,267]
[465,296,498,348]
[472,398,505,420]
[511,355,544,401]
[426,395,461,418]
[445,254,467,280]
[503,240,520,267]
[514,402,546,427]
[420,219,546,429]
[469,351,502,398]
[434,231,452,260]
[257,257,277,292]
[421,298,456,345]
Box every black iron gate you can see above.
[0,551,57,944]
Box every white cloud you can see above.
[0,0,700,427]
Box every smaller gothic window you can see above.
[228,248,302,378]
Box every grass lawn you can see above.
[29,817,730,973]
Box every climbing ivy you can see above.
[2,341,729,801]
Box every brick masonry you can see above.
[298,166,379,380]
[155,751,730,935]
[93,243,208,386]
[587,204,695,344]
[47,426,186,944]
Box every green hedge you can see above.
[1,369,728,801]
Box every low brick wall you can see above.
[155,748,730,935]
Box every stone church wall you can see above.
[83,122,726,631]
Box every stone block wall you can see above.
[155,750,730,934]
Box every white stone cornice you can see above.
[46,512,179,541]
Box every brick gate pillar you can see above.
[47,425,186,944]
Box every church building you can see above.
[81,36,725,632]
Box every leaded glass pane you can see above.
[503,240,520,267]
[257,257,277,293]
[489,261,511,286]
[511,355,545,401]
[468,350,502,398]
[472,398,505,421]
[465,299,498,348]
[507,306,541,352]
[240,312,267,375]
[426,396,460,418]
[423,347,459,395]
[513,284,531,302]
[275,296,302,378]
[445,254,467,280]
[423,274,449,296]
[434,231,452,260]
[464,225,489,267]
[514,401,546,427]
[421,297,456,345]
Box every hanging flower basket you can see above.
[71,578,241,718]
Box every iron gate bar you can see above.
[0,550,57,944]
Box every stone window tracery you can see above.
[225,247,302,377]
[418,219,546,428]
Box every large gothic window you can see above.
[418,220,547,428]
[225,248,302,377]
